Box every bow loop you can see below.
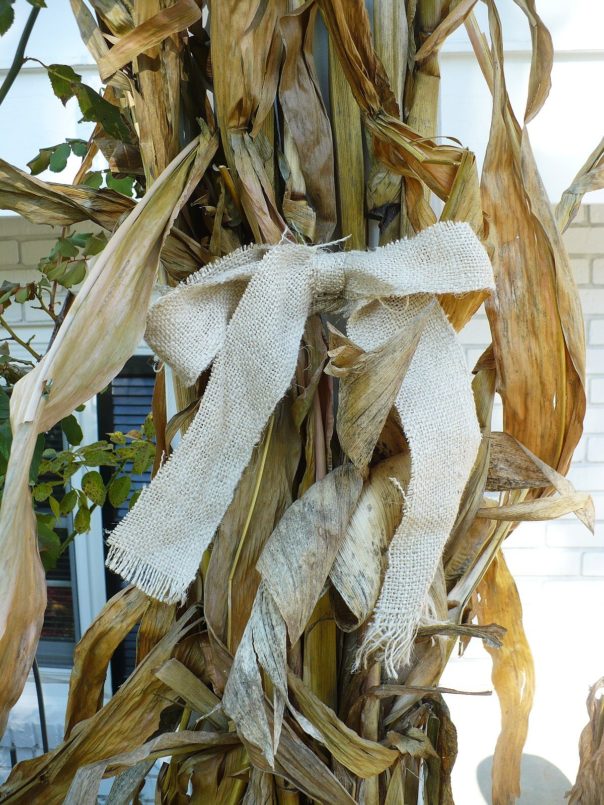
[107,222,494,673]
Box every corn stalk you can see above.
[0,1,593,803]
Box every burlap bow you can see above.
[107,221,494,671]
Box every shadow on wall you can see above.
[477,755,572,804]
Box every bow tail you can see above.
[107,257,313,603]
[349,296,481,676]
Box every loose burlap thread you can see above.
[106,222,494,671]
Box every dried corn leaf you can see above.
[210,0,286,242]
[474,552,535,805]
[279,3,336,242]
[65,729,239,804]
[415,0,479,62]
[288,671,399,778]
[244,716,356,805]
[477,493,593,524]
[556,136,604,232]
[2,611,198,803]
[0,424,46,737]
[331,306,429,470]
[155,658,229,731]
[98,0,201,79]
[257,465,363,643]
[0,136,212,734]
[0,158,133,228]
[204,399,300,649]
[568,677,604,805]
[472,5,585,474]
[330,452,409,631]
[64,586,149,737]
[88,0,134,35]
[511,0,553,123]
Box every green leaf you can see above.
[108,431,126,445]
[128,488,141,511]
[106,173,134,197]
[74,505,91,534]
[142,414,155,439]
[82,448,117,467]
[81,470,106,506]
[32,482,52,502]
[37,521,61,571]
[49,495,60,519]
[108,474,131,507]
[67,138,88,157]
[29,433,45,483]
[0,386,10,421]
[61,260,87,289]
[0,0,15,36]
[61,414,83,446]
[27,147,53,175]
[132,440,155,475]
[74,84,131,142]
[47,63,82,105]
[60,489,78,516]
[15,287,29,303]
[54,237,79,259]
[82,171,103,189]
[49,142,71,173]
[84,233,107,256]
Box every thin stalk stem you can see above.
[0,5,42,107]
[0,316,41,360]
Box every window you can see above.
[98,355,156,690]
[37,426,80,668]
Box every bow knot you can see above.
[107,221,494,672]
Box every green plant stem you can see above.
[0,5,42,107]
[0,316,41,360]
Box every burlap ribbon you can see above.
[107,221,494,671]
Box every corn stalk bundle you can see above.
[0,1,595,803]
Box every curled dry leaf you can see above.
[473,552,535,805]
[64,585,149,737]
[567,677,604,805]
[0,135,214,735]
[97,0,201,80]
[556,136,604,232]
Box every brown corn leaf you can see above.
[98,0,201,80]
[331,306,429,470]
[568,677,604,805]
[330,452,409,631]
[476,492,593,524]
[288,671,399,778]
[511,0,553,123]
[244,715,357,805]
[2,611,198,803]
[87,0,134,35]
[0,424,46,738]
[471,5,585,476]
[257,465,363,643]
[556,136,604,232]
[279,3,336,242]
[415,0,479,63]
[64,729,239,804]
[155,658,229,731]
[474,552,535,805]
[0,157,134,228]
[65,586,149,737]
[0,136,213,734]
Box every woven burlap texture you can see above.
[106,221,494,672]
